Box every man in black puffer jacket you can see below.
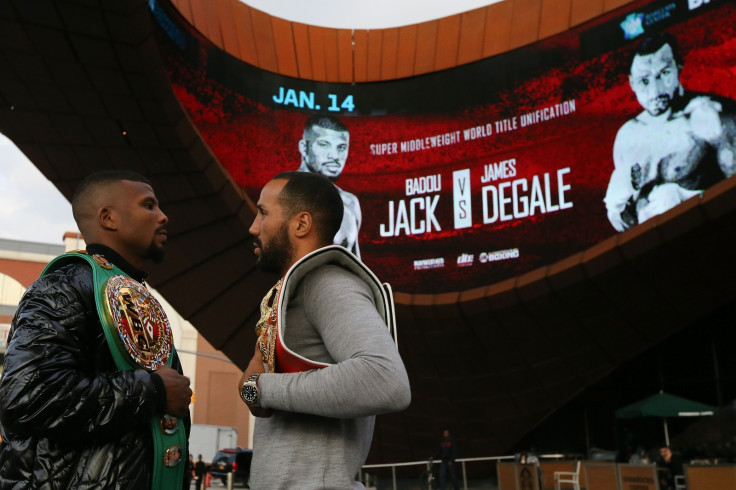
[0,171,193,489]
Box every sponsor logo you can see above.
[645,3,676,26]
[456,253,474,267]
[479,248,520,264]
[619,3,677,40]
[620,13,645,39]
[413,258,445,270]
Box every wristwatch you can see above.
[240,374,260,407]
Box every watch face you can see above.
[242,384,258,402]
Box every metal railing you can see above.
[361,455,514,490]
[360,453,573,490]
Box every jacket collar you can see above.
[86,243,148,283]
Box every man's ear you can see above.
[293,211,313,238]
[98,206,117,231]
[298,139,308,158]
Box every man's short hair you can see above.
[631,32,683,68]
[72,170,151,224]
[273,171,343,245]
[303,115,349,139]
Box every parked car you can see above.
[210,448,253,487]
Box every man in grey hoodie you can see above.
[239,171,411,489]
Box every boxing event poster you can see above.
[152,0,736,294]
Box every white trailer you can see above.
[188,424,238,461]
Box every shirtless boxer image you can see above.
[298,115,362,257]
[605,32,736,232]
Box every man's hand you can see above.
[607,207,628,232]
[238,342,272,418]
[155,365,192,418]
[685,96,724,142]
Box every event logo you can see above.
[414,258,445,271]
[620,13,645,39]
[457,254,474,267]
[479,248,520,264]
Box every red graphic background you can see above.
[163,3,736,293]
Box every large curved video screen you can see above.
[153,0,736,294]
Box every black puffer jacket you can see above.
[0,248,190,489]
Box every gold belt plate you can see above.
[105,275,172,370]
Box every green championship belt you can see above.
[42,251,186,490]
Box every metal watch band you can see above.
[240,373,260,406]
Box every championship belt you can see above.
[42,252,186,490]
[255,277,331,374]
[255,278,281,374]
[265,245,399,374]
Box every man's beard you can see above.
[255,223,293,275]
[647,95,672,116]
[306,158,341,182]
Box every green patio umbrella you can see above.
[615,391,715,446]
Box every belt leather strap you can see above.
[42,252,186,490]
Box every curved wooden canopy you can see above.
[1,0,734,463]
[169,0,634,82]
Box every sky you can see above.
[241,0,502,29]
[0,134,76,245]
[1,0,503,246]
